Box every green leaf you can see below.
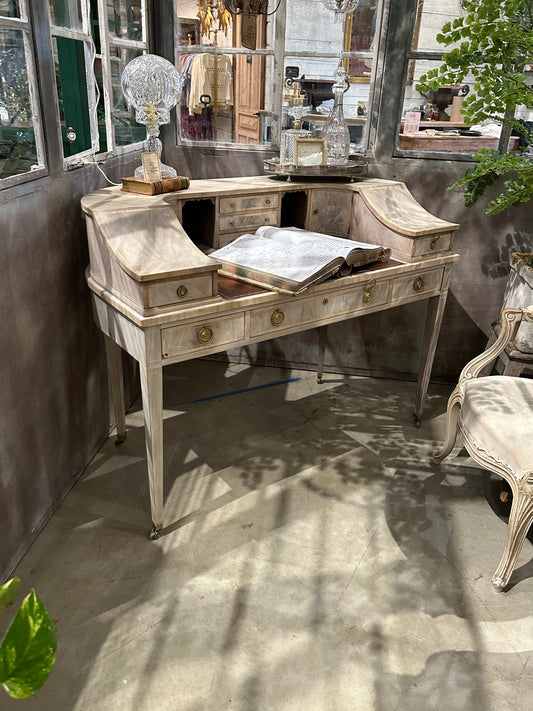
[0,579,20,614]
[0,589,57,699]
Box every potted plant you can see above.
[416,0,533,351]
[0,577,56,699]
[415,0,533,216]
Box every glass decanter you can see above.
[323,63,350,165]
[280,101,311,165]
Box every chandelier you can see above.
[197,1,232,38]
[321,0,360,19]
[223,0,270,15]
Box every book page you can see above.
[210,227,381,284]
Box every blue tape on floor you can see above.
[191,377,301,403]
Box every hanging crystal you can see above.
[321,0,360,20]
[322,62,350,165]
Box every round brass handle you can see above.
[430,237,439,250]
[176,285,188,298]
[197,326,213,344]
[362,279,376,304]
[229,220,235,227]
[264,217,270,223]
[265,198,271,205]
[271,309,284,326]
[413,277,425,292]
[230,202,236,208]
[323,298,328,305]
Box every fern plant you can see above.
[0,577,56,699]
[416,0,533,215]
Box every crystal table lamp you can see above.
[121,54,183,179]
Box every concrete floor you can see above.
[4,360,533,710]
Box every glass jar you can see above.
[323,63,350,165]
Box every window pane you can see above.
[412,1,463,52]
[283,56,369,153]
[400,58,484,154]
[108,45,144,146]
[285,0,342,53]
[52,36,92,157]
[0,28,41,179]
[178,49,273,144]
[107,0,143,41]
[0,0,22,19]
[49,0,83,30]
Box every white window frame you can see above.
[0,2,47,189]
[48,1,149,168]
[96,0,148,156]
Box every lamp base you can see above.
[134,163,177,180]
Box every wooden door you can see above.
[233,15,266,143]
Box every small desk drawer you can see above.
[219,194,279,214]
[144,274,214,309]
[391,268,444,302]
[219,210,278,233]
[161,313,245,358]
[413,232,453,258]
[249,280,389,337]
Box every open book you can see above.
[209,226,390,294]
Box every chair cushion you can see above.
[461,376,533,480]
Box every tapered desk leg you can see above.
[413,290,449,426]
[139,362,164,539]
[317,325,327,384]
[104,335,126,444]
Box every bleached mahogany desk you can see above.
[81,175,459,537]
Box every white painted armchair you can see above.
[433,306,533,591]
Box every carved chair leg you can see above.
[432,391,461,465]
[492,487,533,591]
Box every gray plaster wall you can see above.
[0,157,138,580]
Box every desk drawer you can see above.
[144,274,214,309]
[391,268,444,302]
[219,210,278,233]
[249,280,389,337]
[161,313,245,358]
[220,194,279,214]
[413,232,453,258]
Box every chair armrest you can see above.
[458,306,533,384]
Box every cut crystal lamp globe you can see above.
[121,54,183,179]
[321,0,360,20]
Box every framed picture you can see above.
[294,138,326,167]
[343,1,378,83]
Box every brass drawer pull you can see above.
[229,219,235,227]
[362,279,376,304]
[264,216,270,223]
[323,298,328,305]
[197,326,213,344]
[430,236,439,250]
[176,285,188,298]
[413,277,425,292]
[271,309,284,326]
[265,198,271,205]
[230,202,236,208]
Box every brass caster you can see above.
[413,414,421,428]
[115,433,127,446]
[317,374,323,384]
[149,525,162,540]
